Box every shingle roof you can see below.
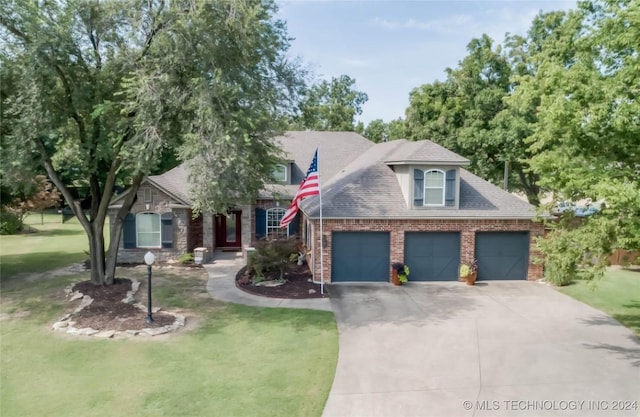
[146,165,191,205]
[383,139,470,165]
[118,132,534,219]
[300,140,535,219]
[262,131,374,198]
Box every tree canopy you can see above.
[290,74,368,131]
[0,0,303,285]
[512,0,640,282]
[402,0,639,282]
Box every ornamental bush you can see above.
[0,208,22,235]
[250,238,300,280]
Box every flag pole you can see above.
[318,148,325,295]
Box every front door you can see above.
[215,211,242,248]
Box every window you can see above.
[143,187,152,203]
[272,164,288,183]
[266,208,288,238]
[136,212,161,247]
[414,169,446,207]
[424,170,445,206]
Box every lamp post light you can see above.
[143,251,155,324]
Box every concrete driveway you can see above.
[323,282,640,417]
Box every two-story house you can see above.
[109,131,543,282]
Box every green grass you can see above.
[0,218,338,417]
[558,267,640,337]
[0,213,91,282]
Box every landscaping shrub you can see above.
[0,208,23,235]
[249,238,300,280]
[178,252,195,264]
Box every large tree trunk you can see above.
[515,165,541,206]
[88,223,107,285]
[36,137,145,285]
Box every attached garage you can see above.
[404,232,461,281]
[475,232,530,280]
[332,232,390,282]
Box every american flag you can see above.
[280,149,320,228]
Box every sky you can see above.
[277,0,578,124]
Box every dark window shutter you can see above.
[445,169,456,207]
[255,208,266,239]
[413,169,424,206]
[288,212,300,236]
[161,212,173,248]
[123,213,136,249]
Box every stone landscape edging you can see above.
[52,278,186,339]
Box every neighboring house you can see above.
[109,131,544,282]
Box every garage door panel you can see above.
[332,232,390,282]
[475,232,529,280]
[405,232,460,281]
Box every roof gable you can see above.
[383,139,470,165]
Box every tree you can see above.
[1,0,303,285]
[1,175,61,229]
[512,0,640,283]
[291,74,368,131]
[363,119,387,143]
[363,118,406,143]
[404,33,548,204]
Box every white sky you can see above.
[278,0,577,124]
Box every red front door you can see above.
[215,211,241,247]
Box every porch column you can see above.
[202,213,214,262]
[240,204,252,250]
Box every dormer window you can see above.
[272,164,288,183]
[413,168,457,208]
[424,170,445,205]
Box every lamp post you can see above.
[144,251,155,324]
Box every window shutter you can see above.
[289,212,300,236]
[413,169,424,206]
[123,213,136,249]
[445,169,456,207]
[161,212,173,248]
[255,208,266,239]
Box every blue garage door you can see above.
[475,232,529,280]
[332,232,390,282]
[404,232,461,281]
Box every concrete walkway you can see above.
[323,282,640,417]
[203,250,332,312]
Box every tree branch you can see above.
[0,17,30,43]
[52,62,87,143]
[33,135,92,231]
[138,0,167,62]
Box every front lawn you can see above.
[0,217,338,417]
[558,267,640,337]
[0,213,92,283]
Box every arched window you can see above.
[136,212,161,248]
[424,169,445,206]
[272,164,288,183]
[266,207,288,238]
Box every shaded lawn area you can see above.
[0,213,93,283]
[1,216,338,417]
[558,267,640,337]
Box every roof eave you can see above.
[384,160,470,166]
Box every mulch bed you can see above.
[236,263,328,299]
[71,279,176,331]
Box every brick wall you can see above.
[308,218,544,283]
